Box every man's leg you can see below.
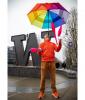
[49,62,59,98]
[49,62,57,92]
[38,62,48,99]
[40,62,47,93]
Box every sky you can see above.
[8,0,77,62]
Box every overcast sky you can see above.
[8,0,77,62]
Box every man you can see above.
[38,34,62,99]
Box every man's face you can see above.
[44,35,50,41]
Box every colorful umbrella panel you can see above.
[27,3,69,29]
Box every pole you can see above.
[48,10,49,36]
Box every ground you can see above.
[8,74,77,100]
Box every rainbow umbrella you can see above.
[27,3,69,41]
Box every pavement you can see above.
[8,74,77,100]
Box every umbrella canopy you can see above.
[27,3,69,29]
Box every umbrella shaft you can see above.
[48,10,49,35]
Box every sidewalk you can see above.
[8,74,77,100]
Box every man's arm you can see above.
[37,43,43,56]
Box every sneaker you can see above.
[38,92,45,99]
[52,91,59,99]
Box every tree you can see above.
[63,8,77,70]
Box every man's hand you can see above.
[59,39,62,45]
[56,39,62,46]
[56,39,62,52]
[38,48,42,52]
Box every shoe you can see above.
[52,91,59,99]
[38,92,45,99]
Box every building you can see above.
[8,46,16,64]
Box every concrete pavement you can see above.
[8,74,77,100]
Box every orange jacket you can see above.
[39,40,62,62]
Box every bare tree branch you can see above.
[63,8,77,69]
